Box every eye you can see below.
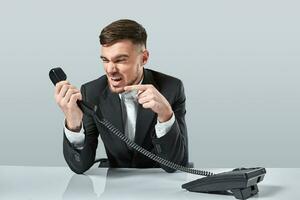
[101,58,109,63]
[115,58,127,63]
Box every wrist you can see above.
[65,119,82,132]
[157,108,173,123]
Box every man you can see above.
[54,19,188,174]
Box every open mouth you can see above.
[111,77,121,81]
[110,76,122,86]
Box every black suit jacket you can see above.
[63,68,188,174]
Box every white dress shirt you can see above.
[64,85,175,149]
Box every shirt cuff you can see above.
[64,119,85,149]
[155,113,175,138]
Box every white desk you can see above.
[0,166,298,199]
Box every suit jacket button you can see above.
[74,154,80,162]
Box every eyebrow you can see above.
[100,54,129,61]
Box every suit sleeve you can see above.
[63,85,99,174]
[152,80,189,173]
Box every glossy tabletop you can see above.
[0,166,298,199]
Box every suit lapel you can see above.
[134,69,159,146]
[98,83,136,161]
[98,85,124,137]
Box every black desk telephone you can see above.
[49,67,266,200]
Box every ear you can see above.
[141,50,149,66]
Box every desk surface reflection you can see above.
[0,166,298,199]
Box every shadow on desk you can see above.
[256,185,285,198]
[62,174,98,200]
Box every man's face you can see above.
[100,40,148,93]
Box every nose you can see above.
[106,62,118,74]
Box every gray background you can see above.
[0,0,299,168]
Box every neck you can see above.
[134,68,144,85]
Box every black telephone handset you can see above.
[49,67,266,200]
[49,68,97,117]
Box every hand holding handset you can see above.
[49,67,266,200]
[50,67,98,118]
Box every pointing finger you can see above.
[124,84,150,92]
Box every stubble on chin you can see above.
[108,83,124,94]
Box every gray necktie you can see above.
[120,91,138,142]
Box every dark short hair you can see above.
[99,19,147,48]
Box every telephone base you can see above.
[182,167,266,199]
[231,184,258,199]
